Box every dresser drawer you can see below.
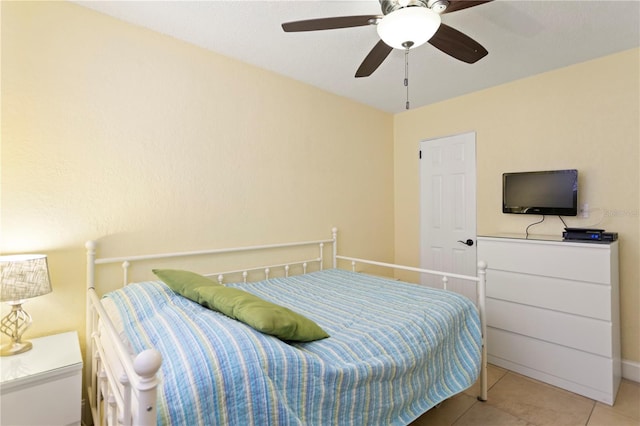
[479,238,613,284]
[1,367,82,425]
[487,298,612,357]
[486,269,611,320]
[487,328,616,401]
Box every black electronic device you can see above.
[562,228,618,242]
[563,230,602,241]
[503,169,578,216]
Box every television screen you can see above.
[503,169,578,216]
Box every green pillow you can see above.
[152,269,220,299]
[191,285,329,342]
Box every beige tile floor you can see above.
[411,364,640,426]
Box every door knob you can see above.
[457,239,474,247]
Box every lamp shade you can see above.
[377,7,441,50]
[0,255,52,302]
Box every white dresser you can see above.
[477,235,620,405]
[0,331,83,425]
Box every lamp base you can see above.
[1,302,33,356]
[1,340,33,356]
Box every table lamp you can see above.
[0,254,52,356]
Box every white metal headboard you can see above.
[86,228,338,289]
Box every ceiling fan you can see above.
[282,0,493,78]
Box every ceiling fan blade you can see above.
[443,0,493,14]
[355,40,394,78]
[282,15,379,32]
[428,23,488,64]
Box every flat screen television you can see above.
[502,169,578,216]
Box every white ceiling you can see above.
[74,0,640,113]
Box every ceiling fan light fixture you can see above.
[377,7,441,50]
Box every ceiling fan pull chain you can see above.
[404,45,410,110]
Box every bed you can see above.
[85,228,487,425]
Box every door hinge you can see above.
[419,150,422,159]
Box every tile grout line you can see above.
[451,369,510,425]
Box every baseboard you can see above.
[622,358,640,383]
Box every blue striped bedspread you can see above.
[105,268,482,425]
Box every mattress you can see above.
[103,268,482,425]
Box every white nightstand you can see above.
[0,331,83,426]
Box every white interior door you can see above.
[420,132,477,302]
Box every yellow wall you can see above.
[393,48,640,364]
[1,1,394,350]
